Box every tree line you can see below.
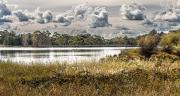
[0,30,137,47]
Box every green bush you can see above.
[160,31,180,56]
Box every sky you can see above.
[6,0,173,8]
[0,0,180,39]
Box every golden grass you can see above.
[0,53,180,96]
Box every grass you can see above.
[1,52,180,96]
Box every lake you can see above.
[0,47,136,64]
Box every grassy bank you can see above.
[0,52,180,96]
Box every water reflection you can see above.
[0,47,134,64]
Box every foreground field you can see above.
[0,53,180,96]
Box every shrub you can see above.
[160,31,180,56]
[138,30,160,59]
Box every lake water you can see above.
[0,47,135,64]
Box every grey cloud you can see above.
[0,2,11,18]
[13,10,29,21]
[42,10,53,23]
[55,15,72,26]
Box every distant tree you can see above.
[0,30,8,44]
[3,31,17,45]
[22,33,32,46]
[3,36,12,45]
[68,35,84,45]
[32,30,52,47]
[14,34,23,46]
[32,31,41,46]
[43,30,52,45]
[108,36,137,46]
[51,32,59,45]
[0,30,139,47]
[51,32,71,45]
[93,35,105,45]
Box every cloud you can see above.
[13,10,29,21]
[0,1,11,18]
[55,15,72,26]
[153,0,180,22]
[0,22,11,30]
[0,1,14,30]
[114,26,129,30]
[55,3,92,22]
[120,3,146,20]
[154,22,173,32]
[142,19,157,27]
[143,1,180,32]
[72,3,93,20]
[42,10,53,23]
[12,7,53,23]
[54,3,92,26]
[55,3,111,28]
[142,18,178,32]
[3,3,111,28]
[89,7,111,28]
[153,9,180,22]
[0,1,12,23]
[32,8,53,24]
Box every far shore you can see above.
[0,45,139,47]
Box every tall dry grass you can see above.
[0,52,180,96]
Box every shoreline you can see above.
[0,45,139,47]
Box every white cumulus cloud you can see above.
[55,3,110,28]
[72,3,93,20]
[120,3,146,20]
[32,8,53,24]
[89,7,111,28]
[153,9,180,22]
